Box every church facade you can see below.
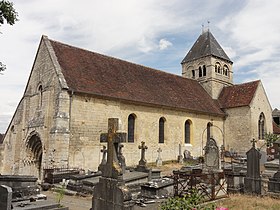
[0,30,272,179]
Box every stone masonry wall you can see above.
[223,106,251,154]
[68,95,225,171]
[0,38,70,176]
[223,82,273,154]
[250,82,273,145]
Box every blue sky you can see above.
[0,0,280,133]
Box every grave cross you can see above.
[157,147,162,158]
[251,138,257,148]
[156,147,163,167]
[138,141,148,166]
[100,118,127,179]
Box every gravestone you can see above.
[268,139,280,193]
[118,144,126,174]
[136,141,149,172]
[98,145,107,173]
[204,137,219,171]
[92,118,134,210]
[244,139,262,194]
[183,149,192,160]
[156,147,163,167]
[0,185,12,210]
[259,150,267,171]
[0,175,40,202]
[177,144,183,163]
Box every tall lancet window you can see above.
[38,85,43,109]
[185,120,191,144]
[206,122,212,142]
[128,114,136,143]
[159,117,166,143]
[258,113,266,140]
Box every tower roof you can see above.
[181,30,232,64]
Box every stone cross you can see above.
[100,118,127,179]
[98,145,107,172]
[138,141,148,166]
[251,138,257,148]
[156,147,163,167]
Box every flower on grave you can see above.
[216,207,228,210]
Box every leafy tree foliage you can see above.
[0,0,18,25]
[265,132,280,147]
[0,0,18,72]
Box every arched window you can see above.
[223,65,229,76]
[198,66,202,77]
[207,122,212,142]
[215,62,221,73]
[159,117,165,143]
[203,65,206,76]
[258,113,266,140]
[185,120,192,144]
[192,70,195,78]
[128,114,136,143]
[38,85,43,108]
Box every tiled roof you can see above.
[218,80,260,108]
[181,30,232,64]
[273,121,280,134]
[48,38,225,116]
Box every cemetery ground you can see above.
[42,161,280,210]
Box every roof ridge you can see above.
[48,37,193,83]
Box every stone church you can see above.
[0,30,272,179]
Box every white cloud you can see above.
[158,39,173,50]
[1,0,280,132]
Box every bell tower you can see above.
[181,30,233,99]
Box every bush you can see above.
[161,189,202,210]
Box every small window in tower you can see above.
[192,70,195,78]
[199,66,202,77]
[223,65,229,76]
[215,62,221,74]
[203,65,206,76]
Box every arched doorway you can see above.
[25,133,43,179]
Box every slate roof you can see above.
[218,80,260,109]
[272,108,280,117]
[181,30,232,64]
[273,121,280,134]
[48,38,225,116]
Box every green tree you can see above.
[264,132,279,147]
[0,0,18,72]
